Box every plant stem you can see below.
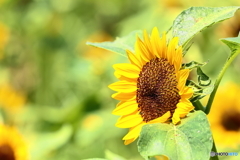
[192,100,205,112]
[210,139,219,160]
[205,52,239,114]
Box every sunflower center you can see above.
[137,58,181,122]
[0,144,15,160]
[221,111,240,131]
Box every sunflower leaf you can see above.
[197,67,211,86]
[83,158,109,160]
[220,36,240,53]
[86,30,142,57]
[172,6,240,46]
[182,61,206,70]
[204,36,240,114]
[137,111,213,160]
[187,80,214,102]
[105,150,126,160]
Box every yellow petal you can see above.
[143,30,154,59]
[150,27,162,58]
[174,46,183,72]
[113,63,140,79]
[112,92,135,101]
[172,100,194,124]
[114,71,137,82]
[116,114,143,128]
[181,86,193,99]
[112,100,138,115]
[148,111,171,123]
[126,50,142,69]
[122,123,145,139]
[177,69,190,93]
[161,32,167,59]
[154,155,170,160]
[167,37,179,65]
[108,81,137,92]
[136,37,151,62]
[177,100,194,115]
[172,111,181,125]
[124,137,137,145]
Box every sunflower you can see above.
[108,27,194,145]
[208,82,240,148]
[0,124,28,160]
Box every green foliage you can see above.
[182,61,213,102]
[221,36,240,53]
[84,159,108,160]
[31,124,73,159]
[87,30,142,57]
[137,111,213,160]
[1,1,240,159]
[172,6,240,46]
[205,35,240,114]
[187,80,214,103]
[182,61,206,70]
[83,150,127,160]
[105,150,126,160]
[197,67,212,86]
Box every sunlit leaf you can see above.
[31,124,73,159]
[38,101,82,123]
[187,80,214,102]
[182,61,206,70]
[83,158,109,160]
[105,150,126,160]
[205,36,240,114]
[197,67,211,86]
[86,30,142,57]
[220,36,240,53]
[173,6,240,46]
[138,111,213,160]
[183,60,212,101]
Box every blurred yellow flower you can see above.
[108,27,194,145]
[208,83,240,148]
[0,84,26,111]
[0,22,10,59]
[161,0,183,8]
[82,114,103,131]
[0,124,28,160]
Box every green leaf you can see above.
[182,61,212,102]
[220,36,240,53]
[182,61,206,70]
[86,30,142,57]
[138,111,213,160]
[187,80,214,102]
[197,67,211,86]
[105,150,126,160]
[173,6,240,46]
[83,158,109,160]
[31,124,73,159]
[205,36,240,114]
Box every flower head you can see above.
[109,27,194,145]
[0,124,28,160]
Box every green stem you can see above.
[192,100,205,111]
[205,52,239,114]
[210,139,219,160]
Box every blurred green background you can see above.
[0,0,240,160]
